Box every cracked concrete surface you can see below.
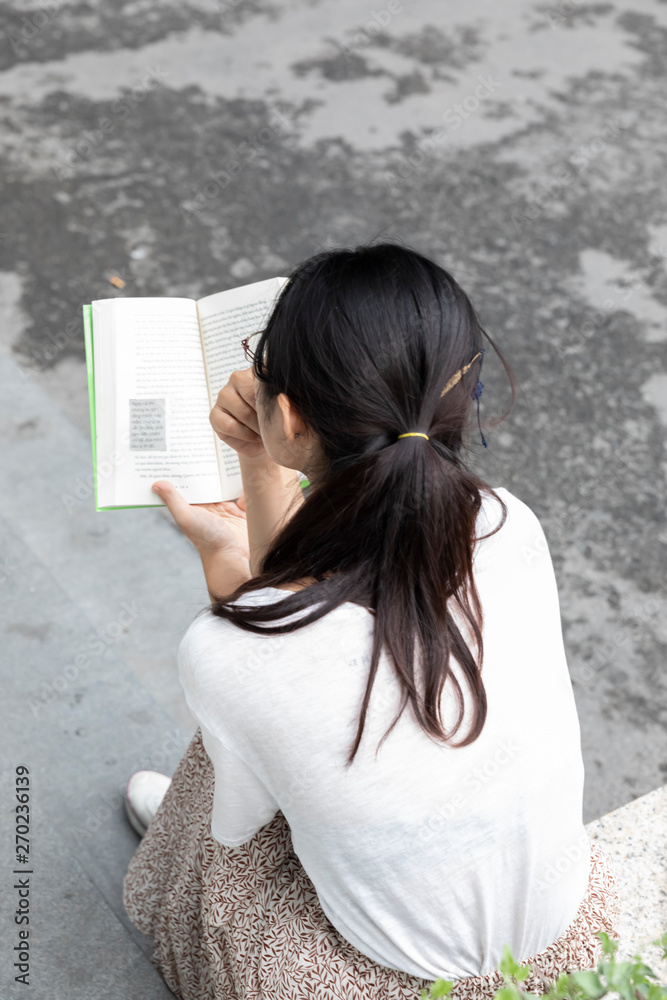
[0,0,666,994]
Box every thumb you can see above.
[152,480,192,526]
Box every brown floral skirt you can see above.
[123,728,621,1000]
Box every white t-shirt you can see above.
[177,487,590,981]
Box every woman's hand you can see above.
[209,368,271,463]
[152,481,250,560]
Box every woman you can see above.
[122,242,619,999]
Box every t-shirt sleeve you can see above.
[199,721,279,847]
[177,612,280,847]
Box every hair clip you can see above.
[440,351,482,397]
[472,348,487,448]
[441,348,487,447]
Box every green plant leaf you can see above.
[429,979,454,998]
[598,960,612,981]
[513,963,533,983]
[596,931,619,958]
[547,971,574,999]
[431,929,667,1000]
[499,945,523,980]
[494,986,523,1000]
[608,962,639,1000]
[651,932,667,962]
[571,970,605,998]
[633,961,657,981]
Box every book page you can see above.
[92,298,223,507]
[196,276,289,499]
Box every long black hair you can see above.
[210,242,516,765]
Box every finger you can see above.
[231,369,261,423]
[213,390,259,433]
[213,375,260,436]
[210,402,262,445]
[215,397,260,438]
[152,481,195,530]
[218,499,247,519]
[235,493,247,513]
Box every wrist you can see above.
[240,457,301,498]
[200,547,252,599]
[195,534,247,558]
[238,451,281,471]
[199,544,250,571]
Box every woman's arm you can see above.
[153,460,305,601]
[239,454,305,575]
[154,367,306,597]
[209,368,306,574]
[152,482,253,601]
[199,548,252,602]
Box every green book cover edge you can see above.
[82,304,310,509]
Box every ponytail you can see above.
[210,242,516,765]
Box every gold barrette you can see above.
[440,351,482,397]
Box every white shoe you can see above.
[125,770,172,837]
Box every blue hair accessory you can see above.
[440,346,488,448]
[472,347,487,448]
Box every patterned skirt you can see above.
[123,728,621,1000]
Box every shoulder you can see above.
[177,606,259,694]
[176,609,258,749]
[474,487,550,569]
[478,485,544,534]
[178,587,287,656]
[178,606,237,661]
[177,590,327,694]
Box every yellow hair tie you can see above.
[396,352,484,445]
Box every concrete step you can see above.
[0,348,196,997]
[0,348,209,732]
[586,783,667,984]
[0,509,183,998]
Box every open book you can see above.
[83,276,307,510]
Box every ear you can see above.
[276,393,308,442]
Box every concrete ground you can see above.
[0,0,666,996]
